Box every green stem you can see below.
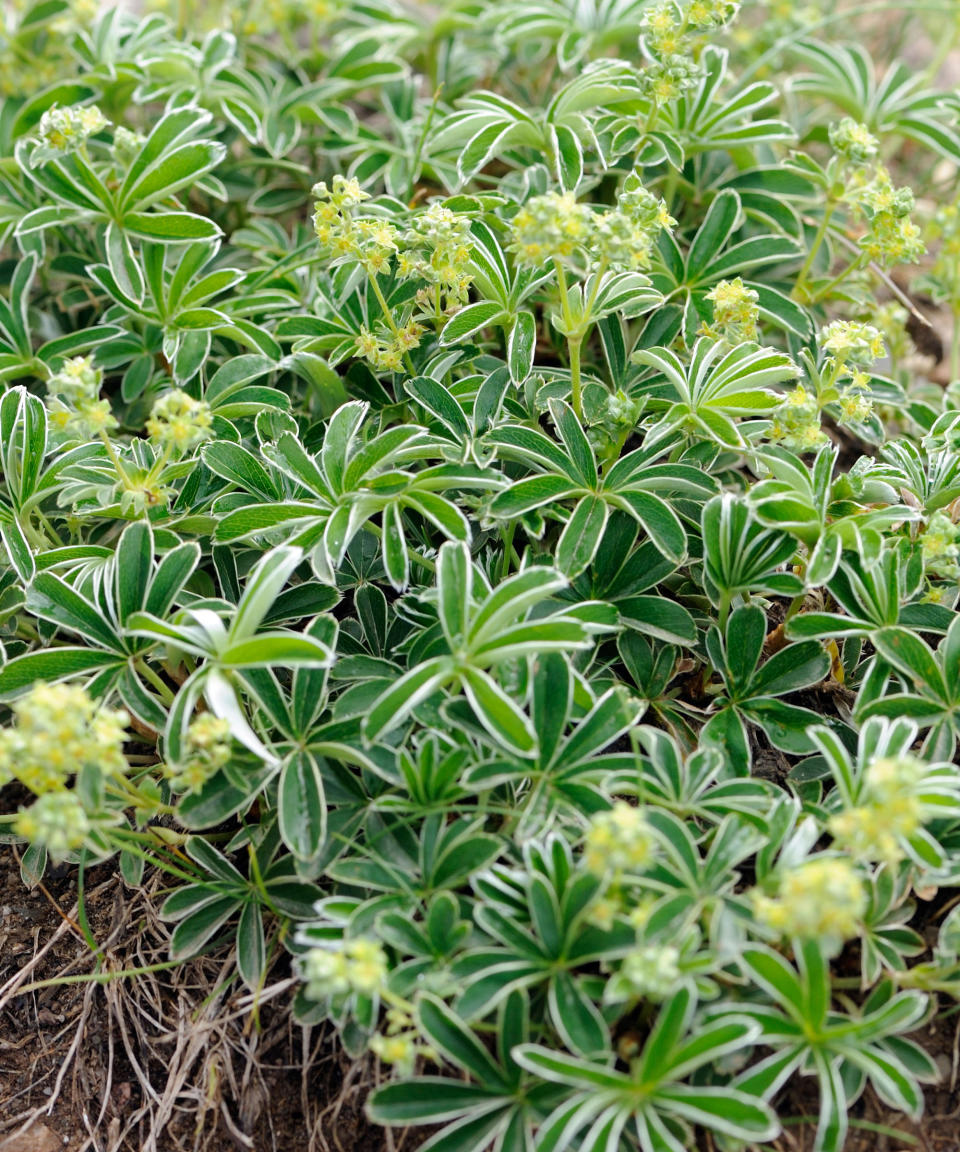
[568,336,584,421]
[76,852,102,958]
[136,658,177,706]
[16,958,186,995]
[99,431,133,492]
[793,202,837,301]
[368,275,417,375]
[809,256,864,305]
[499,522,516,581]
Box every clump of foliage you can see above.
[2,0,960,1148]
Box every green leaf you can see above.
[0,648,122,697]
[509,311,537,383]
[363,657,456,743]
[123,212,222,241]
[462,667,536,755]
[418,995,511,1089]
[237,901,266,990]
[367,1080,504,1126]
[556,496,608,577]
[278,752,327,861]
[441,301,504,344]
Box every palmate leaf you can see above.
[635,338,798,448]
[2,6,959,1152]
[701,492,803,615]
[362,542,603,747]
[791,39,960,162]
[514,988,776,1151]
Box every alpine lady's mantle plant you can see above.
[2,0,960,1149]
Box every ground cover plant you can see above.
[2,0,960,1148]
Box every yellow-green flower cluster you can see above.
[355,320,424,373]
[369,1006,432,1077]
[370,1031,419,1076]
[641,0,738,56]
[753,856,866,948]
[165,713,233,794]
[835,386,874,426]
[820,320,886,367]
[828,118,879,166]
[0,682,128,795]
[811,321,882,428]
[919,511,960,580]
[510,185,672,273]
[704,277,760,343]
[865,301,913,362]
[640,1,739,102]
[46,356,117,441]
[399,203,474,316]
[769,384,827,453]
[617,944,682,1000]
[301,937,388,1000]
[854,170,925,268]
[14,791,91,862]
[313,175,398,275]
[146,390,215,455]
[36,103,110,156]
[509,192,593,268]
[49,0,99,35]
[583,802,657,878]
[829,753,927,864]
[313,179,475,368]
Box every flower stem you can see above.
[793,202,837,301]
[569,335,584,420]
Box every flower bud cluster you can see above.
[919,510,960,580]
[617,943,682,1000]
[46,356,118,441]
[704,277,760,344]
[165,713,233,794]
[146,390,215,455]
[36,103,110,158]
[509,191,593,267]
[828,118,879,166]
[583,801,657,878]
[855,171,924,267]
[112,125,146,165]
[13,791,91,862]
[768,384,827,453]
[400,203,474,316]
[753,856,866,949]
[301,937,388,1000]
[829,753,927,864]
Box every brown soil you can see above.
[0,850,392,1152]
